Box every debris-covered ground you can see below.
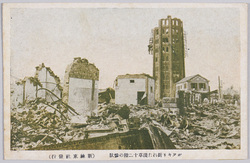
[11,99,240,150]
[125,103,240,149]
[11,98,71,150]
[168,104,240,149]
[11,100,131,150]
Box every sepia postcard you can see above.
[2,3,248,160]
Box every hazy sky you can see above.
[10,7,240,90]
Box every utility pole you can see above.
[218,76,223,100]
[218,76,221,100]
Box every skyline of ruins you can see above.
[10,8,240,91]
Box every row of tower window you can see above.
[155,63,181,73]
[162,83,170,90]
[155,48,169,53]
[154,38,180,45]
[154,47,176,54]
[155,28,179,35]
[154,67,170,73]
[155,56,178,64]
[161,19,180,26]
[155,55,169,62]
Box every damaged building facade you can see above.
[176,74,209,104]
[148,16,185,100]
[35,63,63,102]
[62,57,99,122]
[12,77,42,107]
[115,74,155,106]
[11,63,62,107]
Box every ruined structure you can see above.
[11,63,62,107]
[115,74,155,106]
[98,87,115,104]
[176,74,209,104]
[62,57,99,122]
[148,16,185,100]
[13,77,42,106]
[35,63,63,102]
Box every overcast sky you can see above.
[10,7,240,90]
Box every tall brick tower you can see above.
[148,16,185,100]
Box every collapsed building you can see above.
[62,57,99,123]
[98,87,115,104]
[114,74,155,106]
[35,63,63,101]
[11,63,62,107]
[12,77,42,107]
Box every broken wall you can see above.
[11,77,41,107]
[24,78,38,101]
[147,77,155,106]
[11,84,23,108]
[68,78,98,117]
[11,63,63,107]
[35,63,62,102]
[62,57,99,121]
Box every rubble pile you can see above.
[99,103,241,149]
[11,102,131,150]
[11,98,240,150]
[168,103,240,149]
[11,98,71,150]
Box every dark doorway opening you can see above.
[137,91,147,105]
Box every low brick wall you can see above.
[31,129,154,150]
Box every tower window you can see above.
[166,28,169,34]
[162,38,168,43]
[155,57,158,62]
[130,80,135,83]
[166,47,169,52]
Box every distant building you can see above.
[176,74,209,103]
[62,57,99,122]
[148,15,186,100]
[115,74,155,106]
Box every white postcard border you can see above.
[3,3,248,160]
